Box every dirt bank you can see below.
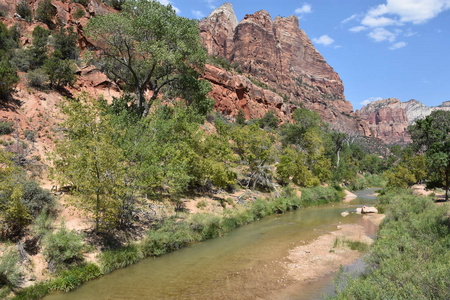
[342,190,357,203]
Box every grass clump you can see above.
[0,121,14,135]
[98,244,143,274]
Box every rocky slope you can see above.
[199,3,370,135]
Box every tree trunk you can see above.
[95,192,100,233]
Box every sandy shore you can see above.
[285,212,384,282]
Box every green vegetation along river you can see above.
[46,189,378,300]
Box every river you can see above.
[46,189,378,300]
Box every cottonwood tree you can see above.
[52,95,130,232]
[86,0,212,117]
[409,110,450,201]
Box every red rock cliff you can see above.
[359,98,411,144]
[199,3,369,135]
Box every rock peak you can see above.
[208,2,238,30]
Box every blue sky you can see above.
[158,0,450,110]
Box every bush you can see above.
[301,186,343,206]
[43,225,84,271]
[0,121,14,135]
[36,0,56,28]
[0,247,23,294]
[73,7,85,20]
[21,180,54,217]
[16,0,32,22]
[0,58,19,99]
[53,27,78,60]
[27,69,48,88]
[43,54,76,88]
[12,48,31,72]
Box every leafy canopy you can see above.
[86,0,212,116]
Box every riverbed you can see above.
[46,189,379,300]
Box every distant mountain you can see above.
[358,98,449,144]
[403,99,450,125]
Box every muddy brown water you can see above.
[46,189,378,300]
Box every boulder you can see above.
[341,211,349,217]
[361,206,378,214]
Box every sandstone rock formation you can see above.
[199,3,370,135]
[359,98,411,144]
[403,99,450,125]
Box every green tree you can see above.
[36,0,56,28]
[86,0,210,117]
[409,110,450,200]
[52,95,128,232]
[0,57,19,100]
[43,52,76,88]
[53,27,78,60]
[16,0,32,22]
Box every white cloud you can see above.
[404,29,418,37]
[362,0,450,27]
[389,41,407,50]
[295,3,312,15]
[203,0,216,10]
[313,35,334,46]
[192,10,205,19]
[156,0,180,13]
[342,14,358,23]
[349,26,367,33]
[368,28,397,42]
[361,97,383,106]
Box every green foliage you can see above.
[0,247,23,294]
[36,0,56,28]
[73,7,85,19]
[16,0,32,22]
[86,0,209,117]
[235,109,246,125]
[43,52,76,88]
[384,164,417,189]
[13,282,51,300]
[52,95,129,231]
[409,110,450,200]
[0,57,19,100]
[277,145,319,187]
[257,111,279,130]
[332,190,450,299]
[70,0,90,6]
[43,225,84,270]
[98,244,143,274]
[301,186,343,206]
[21,180,54,217]
[53,27,78,60]
[49,263,101,292]
[27,68,49,88]
[0,121,14,135]
[229,124,277,190]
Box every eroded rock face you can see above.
[359,98,411,144]
[199,2,237,59]
[403,99,450,125]
[199,4,369,135]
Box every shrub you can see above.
[0,58,19,100]
[43,225,84,271]
[16,0,32,22]
[71,0,90,7]
[53,27,78,60]
[21,180,54,217]
[301,186,343,206]
[73,7,85,20]
[12,48,31,72]
[27,69,48,88]
[43,54,76,88]
[0,247,23,293]
[36,0,56,28]
[0,121,14,135]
